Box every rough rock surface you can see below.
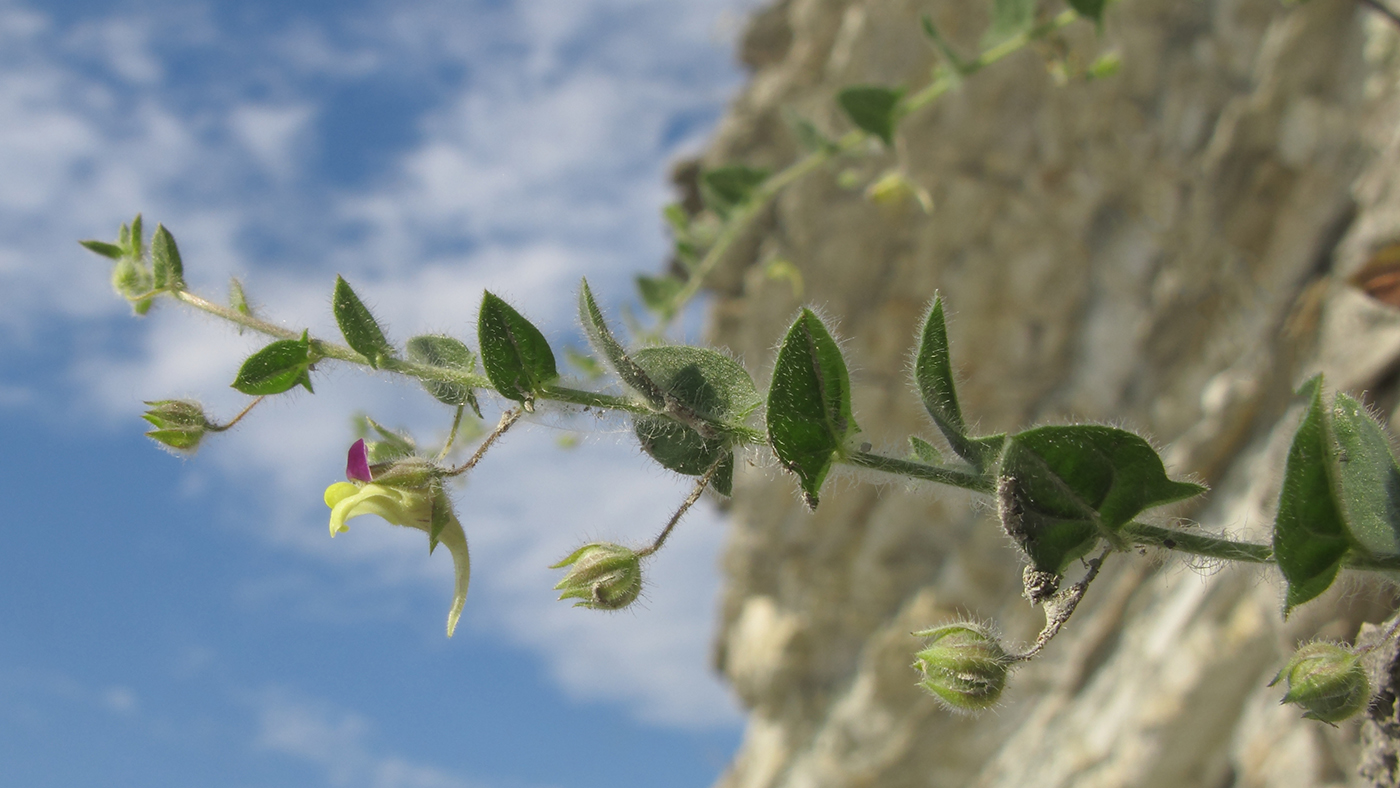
[693,0,1400,785]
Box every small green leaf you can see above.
[145,428,203,452]
[477,291,558,403]
[836,86,905,147]
[634,414,730,476]
[150,224,185,290]
[564,346,605,380]
[1275,379,1351,613]
[1000,425,1205,574]
[1330,393,1400,559]
[333,276,394,368]
[636,274,686,320]
[406,334,480,412]
[984,0,1037,43]
[713,453,735,497]
[129,214,144,259]
[632,345,762,427]
[663,203,690,234]
[1068,0,1107,25]
[578,278,666,410]
[909,435,943,465]
[232,331,315,395]
[79,240,124,260]
[700,165,770,218]
[766,309,860,509]
[782,108,836,154]
[229,277,251,316]
[914,296,1002,470]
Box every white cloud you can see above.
[2,0,762,729]
[253,690,489,788]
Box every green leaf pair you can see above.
[578,279,760,497]
[1274,377,1400,613]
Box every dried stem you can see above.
[206,396,266,432]
[1010,546,1113,662]
[445,408,522,477]
[637,458,725,558]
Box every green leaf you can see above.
[636,274,686,320]
[909,435,943,465]
[1275,379,1351,613]
[477,291,558,403]
[634,414,730,476]
[700,165,770,218]
[429,485,451,553]
[984,0,1037,42]
[836,86,905,147]
[766,309,860,509]
[232,331,315,395]
[632,345,762,427]
[1067,0,1107,25]
[564,346,605,380]
[145,428,203,451]
[229,277,251,316]
[713,453,735,497]
[913,296,1002,470]
[1000,425,1206,574]
[663,203,690,234]
[332,276,394,368]
[150,224,185,290]
[79,240,124,260]
[356,416,417,464]
[578,278,666,410]
[406,334,480,412]
[1330,393,1400,559]
[129,214,144,259]
[782,108,836,154]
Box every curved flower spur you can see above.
[323,439,471,636]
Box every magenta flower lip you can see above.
[346,438,373,482]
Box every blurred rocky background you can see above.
[687,0,1400,784]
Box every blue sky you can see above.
[0,0,762,785]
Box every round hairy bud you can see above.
[1270,641,1370,724]
[550,543,643,610]
[912,623,1010,712]
[142,399,211,454]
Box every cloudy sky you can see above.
[0,0,763,785]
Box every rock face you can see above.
[695,0,1400,785]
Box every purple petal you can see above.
[346,439,373,482]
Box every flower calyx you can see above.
[142,399,212,454]
[1271,641,1370,724]
[912,622,1011,713]
[551,542,643,610]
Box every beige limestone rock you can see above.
[690,0,1400,785]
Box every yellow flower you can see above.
[323,479,471,637]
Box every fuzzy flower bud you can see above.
[550,542,643,610]
[912,623,1011,712]
[142,399,211,454]
[1270,641,1370,724]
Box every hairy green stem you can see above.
[1122,522,1274,564]
[845,450,996,494]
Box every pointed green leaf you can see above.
[766,309,860,509]
[129,214,144,259]
[909,435,943,465]
[578,278,666,410]
[232,331,315,395]
[1330,393,1400,559]
[914,296,1002,470]
[360,416,416,463]
[634,414,730,476]
[783,108,836,154]
[836,86,905,147]
[406,334,479,411]
[1275,379,1351,613]
[333,276,394,368]
[564,346,605,380]
[1000,425,1205,574]
[145,428,203,451]
[1068,0,1106,25]
[984,0,1037,43]
[229,277,251,316]
[632,345,761,427]
[663,203,690,234]
[150,224,185,290]
[636,274,686,320]
[477,291,557,403]
[79,240,125,260]
[700,165,770,218]
[429,485,451,553]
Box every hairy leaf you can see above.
[79,239,124,260]
[333,276,393,368]
[232,331,314,395]
[151,224,185,290]
[578,278,666,409]
[909,435,943,465]
[1275,379,1351,613]
[766,309,859,509]
[477,291,557,403]
[406,334,480,412]
[1330,392,1400,559]
[632,345,761,427]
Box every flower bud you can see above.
[912,623,1010,712]
[1270,641,1370,724]
[865,169,933,213]
[550,543,643,610]
[142,399,210,454]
